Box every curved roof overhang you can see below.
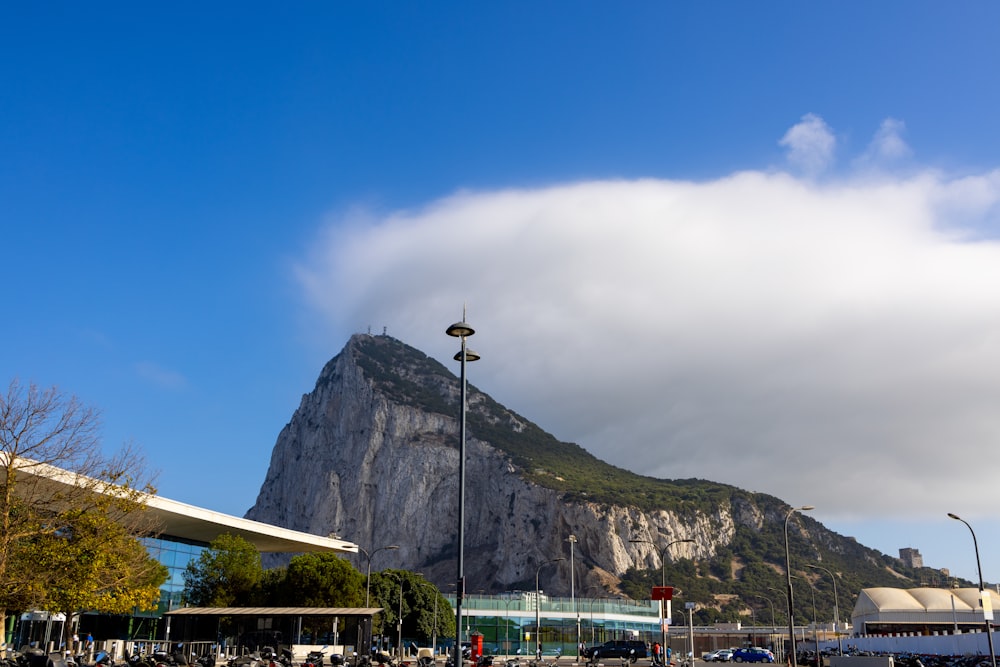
[2,454,358,554]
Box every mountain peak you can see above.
[247,334,945,617]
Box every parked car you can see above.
[583,641,648,660]
[702,650,733,662]
[731,648,774,663]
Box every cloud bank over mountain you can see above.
[295,116,1000,524]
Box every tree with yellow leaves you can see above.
[0,379,165,645]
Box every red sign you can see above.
[652,586,673,601]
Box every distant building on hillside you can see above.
[899,547,923,568]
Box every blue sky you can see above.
[5,3,1000,588]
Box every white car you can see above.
[703,650,733,662]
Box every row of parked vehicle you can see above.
[702,648,775,664]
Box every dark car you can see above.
[584,641,648,661]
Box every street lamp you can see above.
[784,505,814,667]
[502,595,520,657]
[754,595,776,653]
[806,564,842,656]
[418,579,441,658]
[795,576,819,662]
[385,572,408,661]
[447,310,480,667]
[535,557,565,659]
[568,535,580,661]
[629,537,696,660]
[948,512,997,667]
[360,545,400,608]
[767,587,786,665]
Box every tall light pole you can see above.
[948,512,997,667]
[415,579,441,658]
[386,572,411,662]
[806,564,842,656]
[447,311,479,667]
[502,596,520,657]
[630,537,695,660]
[767,587,787,665]
[568,535,579,661]
[799,577,818,662]
[360,545,401,608]
[784,506,813,667]
[535,557,565,659]
[754,595,775,652]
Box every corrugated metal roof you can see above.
[165,607,383,616]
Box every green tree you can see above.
[369,571,453,645]
[183,533,263,606]
[0,380,158,642]
[280,552,365,607]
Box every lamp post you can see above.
[502,596,520,657]
[387,572,422,661]
[447,311,480,667]
[585,588,604,646]
[630,537,695,660]
[784,505,814,667]
[360,545,401,608]
[568,535,580,661]
[754,595,775,652]
[767,587,786,664]
[414,578,440,657]
[802,578,818,662]
[388,573,405,662]
[535,557,565,659]
[806,564,842,656]
[588,598,597,646]
[948,513,997,667]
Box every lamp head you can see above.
[948,512,962,521]
[453,348,481,362]
[447,322,475,338]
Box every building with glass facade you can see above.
[445,593,662,656]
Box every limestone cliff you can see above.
[245,334,859,597]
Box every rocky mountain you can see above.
[246,334,954,622]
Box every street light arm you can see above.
[362,545,400,609]
[806,563,842,656]
[948,512,997,667]
[628,537,693,664]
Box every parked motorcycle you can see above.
[303,651,325,667]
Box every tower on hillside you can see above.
[899,547,923,568]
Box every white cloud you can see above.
[293,121,1000,535]
[857,118,913,168]
[870,118,912,161]
[779,113,836,175]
